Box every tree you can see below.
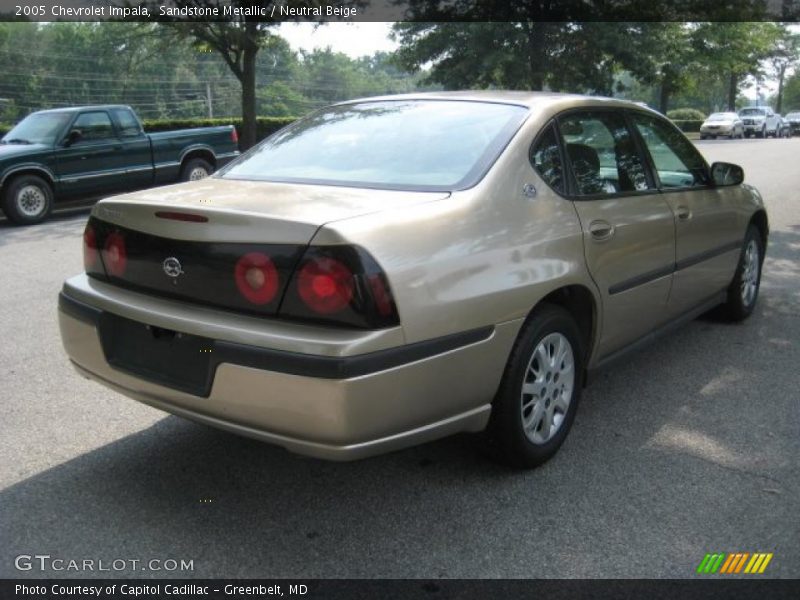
[782,71,800,112]
[615,23,697,114]
[138,2,275,150]
[691,22,784,110]
[768,27,800,114]
[392,22,679,96]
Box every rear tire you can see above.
[180,158,213,182]
[720,225,763,322]
[486,305,584,469]
[1,174,54,225]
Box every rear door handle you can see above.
[676,205,692,220]
[589,220,615,241]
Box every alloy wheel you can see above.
[521,333,575,445]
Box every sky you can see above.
[277,22,399,58]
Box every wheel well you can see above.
[537,285,596,364]
[181,150,216,171]
[749,210,769,245]
[1,169,55,194]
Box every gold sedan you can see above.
[59,92,767,468]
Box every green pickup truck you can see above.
[0,105,240,224]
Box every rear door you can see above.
[630,111,741,315]
[557,109,676,359]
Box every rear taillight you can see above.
[231,127,239,145]
[102,231,127,277]
[297,256,354,314]
[280,246,399,329]
[234,252,279,305]
[82,223,99,272]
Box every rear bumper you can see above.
[58,278,520,460]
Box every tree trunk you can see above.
[239,22,260,151]
[658,82,670,114]
[776,64,786,115]
[526,23,547,90]
[727,73,738,111]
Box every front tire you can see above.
[487,305,584,469]
[720,225,763,322]
[180,158,213,182]
[1,174,54,225]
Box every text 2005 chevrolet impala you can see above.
[58,92,767,468]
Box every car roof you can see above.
[335,90,660,114]
[31,105,132,115]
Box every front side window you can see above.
[530,124,564,193]
[220,100,529,191]
[631,113,709,189]
[71,112,115,142]
[558,111,652,196]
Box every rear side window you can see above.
[71,112,114,142]
[558,111,652,196]
[530,125,564,193]
[631,113,709,188]
[112,109,143,137]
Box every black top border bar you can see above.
[0,0,798,23]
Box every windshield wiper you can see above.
[2,138,32,144]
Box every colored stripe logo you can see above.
[696,553,773,574]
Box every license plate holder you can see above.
[98,313,214,396]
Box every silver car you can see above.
[699,112,744,139]
[59,92,768,468]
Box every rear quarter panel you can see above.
[311,109,597,347]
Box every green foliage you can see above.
[144,116,295,141]
[670,120,704,133]
[392,22,661,94]
[667,108,707,120]
[0,22,422,135]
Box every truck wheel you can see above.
[180,158,213,182]
[486,304,584,469]
[2,174,54,225]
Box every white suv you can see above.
[738,107,780,138]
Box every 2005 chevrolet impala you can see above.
[58,92,767,468]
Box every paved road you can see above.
[1,138,798,579]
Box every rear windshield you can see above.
[219,100,528,191]
[707,113,737,121]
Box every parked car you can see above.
[776,116,792,138]
[58,92,768,468]
[738,106,781,138]
[784,111,800,136]
[0,105,239,225]
[699,112,744,139]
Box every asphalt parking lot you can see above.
[0,137,798,579]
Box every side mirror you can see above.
[710,161,744,187]
[64,130,83,147]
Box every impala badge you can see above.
[163,257,183,278]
